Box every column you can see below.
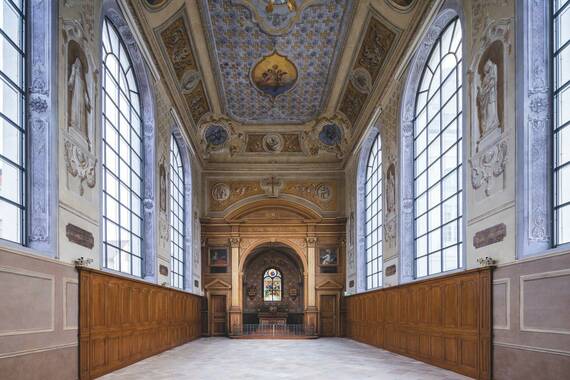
[229,237,242,335]
[304,236,318,335]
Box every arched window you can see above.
[263,268,282,302]
[554,0,570,245]
[413,17,463,278]
[365,134,383,289]
[169,136,185,289]
[101,18,144,276]
[0,1,26,244]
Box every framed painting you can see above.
[209,247,229,267]
[318,247,338,266]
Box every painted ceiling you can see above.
[199,0,355,124]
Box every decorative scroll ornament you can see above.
[470,139,508,196]
[64,140,96,196]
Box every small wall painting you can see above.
[319,247,338,266]
[209,247,229,267]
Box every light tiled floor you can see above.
[101,337,471,380]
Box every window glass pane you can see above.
[102,19,143,276]
[0,0,25,244]
[365,135,383,289]
[555,0,570,245]
[170,136,186,289]
[413,18,463,277]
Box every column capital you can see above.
[229,237,241,248]
[306,236,318,248]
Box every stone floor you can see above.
[101,338,471,380]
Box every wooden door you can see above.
[211,295,227,336]
[320,295,337,337]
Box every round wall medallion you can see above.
[262,133,284,153]
[316,184,333,202]
[211,183,230,202]
[204,125,229,146]
[318,123,342,146]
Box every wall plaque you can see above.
[349,280,355,288]
[66,223,94,249]
[159,264,169,276]
[385,264,397,276]
[473,223,507,248]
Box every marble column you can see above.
[229,237,242,335]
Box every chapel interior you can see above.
[1,0,569,379]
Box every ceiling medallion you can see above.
[265,0,297,13]
[251,51,298,98]
[204,124,229,147]
[262,133,284,153]
[318,123,342,146]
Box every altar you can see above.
[258,313,288,325]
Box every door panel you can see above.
[320,295,337,337]
[211,295,227,336]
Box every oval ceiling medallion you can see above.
[319,123,342,146]
[204,124,229,146]
[143,0,170,11]
[251,51,298,98]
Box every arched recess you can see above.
[100,0,157,280]
[225,198,323,224]
[399,0,466,283]
[239,240,308,274]
[354,126,380,293]
[171,126,195,290]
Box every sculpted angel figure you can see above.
[68,57,92,150]
[477,59,500,136]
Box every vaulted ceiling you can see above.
[129,0,433,170]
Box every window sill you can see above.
[0,240,69,266]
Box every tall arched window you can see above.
[413,17,463,278]
[263,268,282,302]
[554,0,570,245]
[101,18,144,276]
[365,134,383,289]
[0,0,26,244]
[169,136,185,288]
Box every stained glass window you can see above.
[0,0,26,244]
[263,268,282,302]
[102,18,143,276]
[554,0,570,245]
[169,136,185,289]
[365,134,383,289]
[413,17,463,278]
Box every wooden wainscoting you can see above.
[78,268,203,379]
[345,267,492,379]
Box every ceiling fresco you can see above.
[155,9,212,125]
[339,12,400,125]
[199,0,355,125]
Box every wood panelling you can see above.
[345,268,492,379]
[79,268,202,379]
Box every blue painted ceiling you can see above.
[200,0,355,125]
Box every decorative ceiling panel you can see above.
[338,12,400,126]
[155,10,211,125]
[199,0,355,125]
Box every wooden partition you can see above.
[345,267,492,379]
[78,268,203,379]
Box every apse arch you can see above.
[224,198,323,224]
[239,240,308,274]
[399,0,467,283]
